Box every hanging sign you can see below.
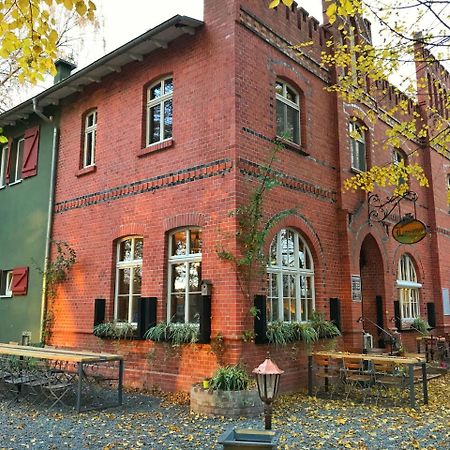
[392,217,427,244]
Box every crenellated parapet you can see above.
[236,1,331,66]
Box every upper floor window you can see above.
[146,77,173,146]
[83,110,97,168]
[349,121,366,172]
[0,145,7,187]
[276,80,300,145]
[114,236,143,324]
[393,149,406,166]
[267,229,315,322]
[396,254,421,320]
[393,149,407,184]
[9,138,24,184]
[0,270,12,298]
[167,228,202,324]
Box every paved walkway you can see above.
[0,375,449,449]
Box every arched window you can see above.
[267,229,315,322]
[167,228,202,323]
[349,120,367,172]
[396,254,421,320]
[146,76,173,146]
[114,236,143,323]
[276,80,300,145]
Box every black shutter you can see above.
[426,302,436,328]
[254,295,268,345]
[198,295,211,344]
[94,298,105,327]
[329,298,341,331]
[394,301,402,331]
[137,297,157,339]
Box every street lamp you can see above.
[253,355,284,430]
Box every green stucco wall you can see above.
[0,119,56,343]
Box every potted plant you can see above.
[190,365,263,418]
[93,321,136,339]
[411,316,430,335]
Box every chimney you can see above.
[53,58,77,84]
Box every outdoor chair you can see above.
[314,355,343,399]
[341,358,373,403]
[41,369,76,410]
[372,360,408,405]
[2,357,46,404]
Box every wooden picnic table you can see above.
[308,351,428,408]
[0,343,124,412]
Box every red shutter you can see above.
[5,138,12,184]
[21,126,40,179]
[12,267,29,296]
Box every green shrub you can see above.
[309,311,341,339]
[93,321,136,339]
[411,316,430,335]
[266,320,319,345]
[209,365,250,391]
[145,322,199,345]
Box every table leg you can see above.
[408,364,416,408]
[422,362,428,405]
[76,362,83,413]
[308,355,313,396]
[118,359,123,406]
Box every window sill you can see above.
[8,179,23,186]
[0,294,12,299]
[138,138,174,157]
[0,185,5,190]
[350,167,366,175]
[275,137,308,156]
[76,165,97,177]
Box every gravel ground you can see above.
[0,375,449,450]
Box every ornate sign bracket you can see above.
[368,191,418,225]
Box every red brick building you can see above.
[44,1,449,391]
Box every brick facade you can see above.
[47,0,450,392]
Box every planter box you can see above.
[190,386,263,418]
[218,427,281,449]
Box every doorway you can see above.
[359,235,386,348]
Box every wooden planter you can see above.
[190,385,263,418]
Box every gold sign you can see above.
[392,218,427,244]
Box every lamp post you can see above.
[253,355,284,430]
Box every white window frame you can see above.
[114,236,143,324]
[349,121,367,172]
[266,229,315,323]
[0,270,13,298]
[167,228,202,324]
[9,138,24,184]
[447,175,450,211]
[83,110,97,168]
[0,145,7,188]
[396,254,421,321]
[276,79,300,145]
[393,149,406,166]
[146,76,173,146]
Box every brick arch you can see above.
[112,222,149,240]
[353,223,389,273]
[163,212,207,232]
[263,211,325,278]
[392,247,426,283]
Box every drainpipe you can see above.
[33,98,59,343]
